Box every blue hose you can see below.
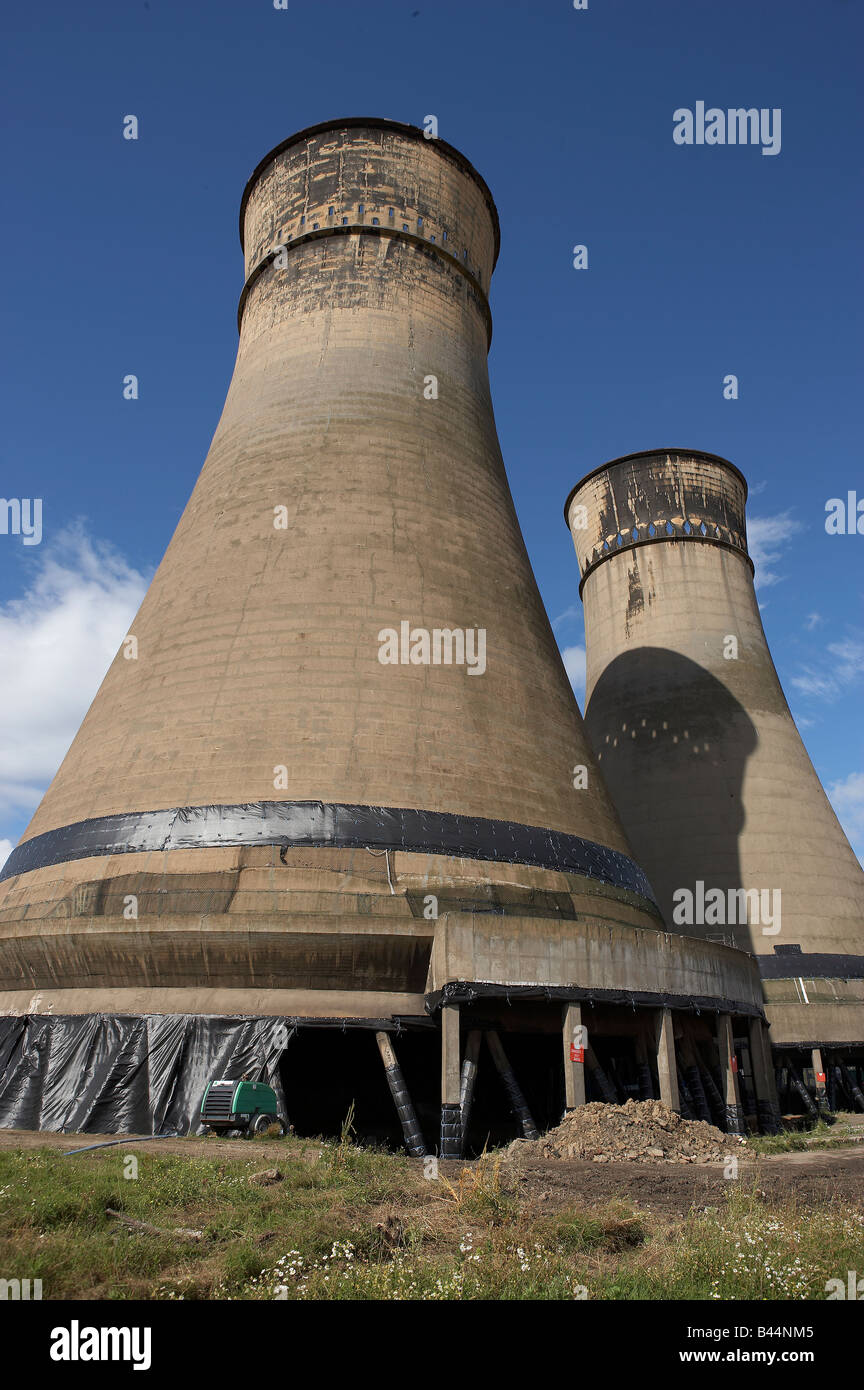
[61,1135,174,1156]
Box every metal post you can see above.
[440,1005,462,1159]
[459,1029,482,1154]
[375,1031,426,1156]
[486,1031,539,1139]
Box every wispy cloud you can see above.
[552,605,582,630]
[560,643,587,708]
[791,637,864,702]
[827,771,864,868]
[747,511,803,589]
[0,838,11,870]
[0,526,149,837]
[804,612,823,632]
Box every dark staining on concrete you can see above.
[572,452,753,588]
[624,557,645,638]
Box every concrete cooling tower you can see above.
[0,125,772,1146]
[565,449,864,1118]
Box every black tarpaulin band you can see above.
[425,980,767,1022]
[758,953,864,981]
[0,800,657,903]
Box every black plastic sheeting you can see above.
[425,980,766,1022]
[0,1014,291,1135]
[0,799,657,903]
[758,953,864,981]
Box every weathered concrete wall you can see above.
[566,448,864,1047]
[431,910,765,1016]
[0,123,675,1018]
[17,121,624,845]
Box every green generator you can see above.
[200,1078,288,1137]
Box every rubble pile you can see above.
[517,1099,746,1164]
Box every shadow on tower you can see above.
[586,647,759,951]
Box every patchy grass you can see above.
[746,1122,836,1155]
[0,1142,862,1301]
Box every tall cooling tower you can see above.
[0,127,769,1143]
[565,449,864,1107]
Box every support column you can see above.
[678,1035,711,1122]
[785,1052,819,1119]
[375,1031,426,1156]
[562,1003,586,1110]
[487,1031,540,1139]
[440,1005,462,1159]
[654,1008,680,1112]
[811,1047,831,1118]
[459,1030,482,1154]
[747,1019,782,1134]
[716,1014,746,1136]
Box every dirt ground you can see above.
[2,1128,862,1217]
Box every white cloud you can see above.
[791,637,864,702]
[827,771,864,867]
[552,605,582,630]
[804,612,823,632]
[747,511,803,589]
[0,526,149,832]
[0,838,11,870]
[561,644,587,708]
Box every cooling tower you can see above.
[0,127,770,1142]
[565,449,864,1098]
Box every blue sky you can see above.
[1,0,862,863]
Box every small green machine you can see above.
[200,1078,288,1137]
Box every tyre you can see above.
[250,1112,284,1137]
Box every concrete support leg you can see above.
[811,1047,831,1118]
[716,1014,746,1136]
[655,1008,680,1113]
[585,1045,619,1103]
[784,1052,819,1119]
[440,1006,462,1159]
[679,1035,711,1122]
[748,1020,782,1134]
[375,1031,426,1156]
[459,1030,482,1154]
[487,1031,540,1139]
[562,1003,586,1110]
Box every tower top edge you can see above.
[238,117,501,267]
[563,447,749,526]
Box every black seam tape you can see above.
[0,800,657,903]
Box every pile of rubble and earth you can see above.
[510,1099,747,1164]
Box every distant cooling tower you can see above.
[0,127,771,1143]
[566,449,864,1103]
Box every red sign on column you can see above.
[570,1045,584,1063]
[730,1056,738,1073]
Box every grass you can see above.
[1,1140,862,1301]
[747,1121,839,1154]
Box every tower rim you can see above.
[563,447,749,526]
[238,116,501,269]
